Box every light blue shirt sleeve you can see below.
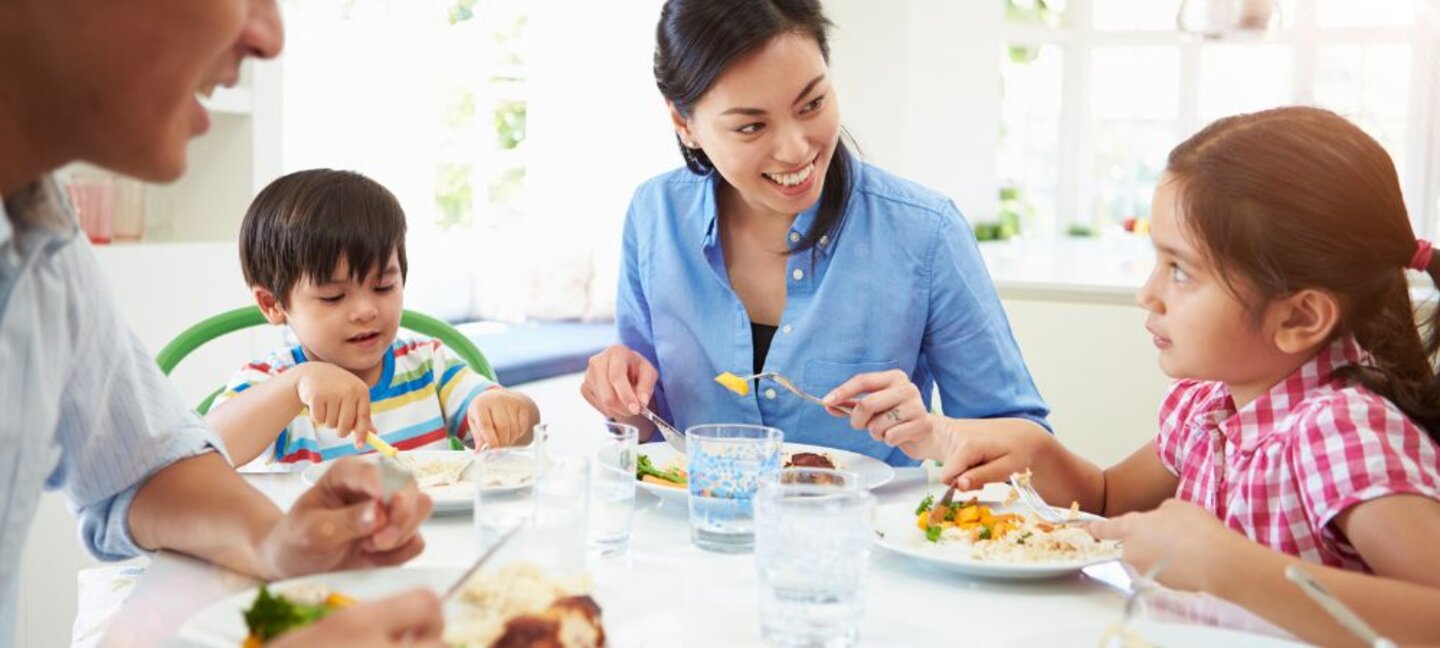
[616,194,674,423]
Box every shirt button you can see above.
[792,269,805,281]
[782,324,793,334]
[819,235,829,246]
[789,232,801,243]
[765,388,777,400]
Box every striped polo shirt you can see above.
[212,335,495,469]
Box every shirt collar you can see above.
[2,176,78,244]
[1206,336,1368,451]
[696,170,838,257]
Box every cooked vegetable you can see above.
[243,586,340,643]
[714,372,751,396]
[915,494,935,515]
[636,454,687,485]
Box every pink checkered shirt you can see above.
[1156,336,1440,571]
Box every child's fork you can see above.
[1008,471,1087,525]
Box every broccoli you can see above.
[925,525,943,543]
[978,525,993,540]
[636,454,687,485]
[243,586,334,642]
[915,494,935,515]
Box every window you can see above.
[996,0,1439,238]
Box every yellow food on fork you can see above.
[366,433,399,458]
[714,371,750,396]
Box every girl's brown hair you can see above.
[1166,106,1440,440]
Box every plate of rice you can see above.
[872,488,1121,579]
[301,450,501,514]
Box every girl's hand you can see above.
[821,370,938,459]
[580,345,659,418]
[1088,498,1242,593]
[295,362,374,448]
[466,388,540,448]
[936,423,1057,490]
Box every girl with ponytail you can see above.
[925,107,1440,643]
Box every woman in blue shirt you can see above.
[581,0,1050,466]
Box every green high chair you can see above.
[155,306,496,416]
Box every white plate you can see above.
[301,451,477,514]
[871,491,1119,580]
[634,441,897,504]
[172,565,642,647]
[1010,619,1311,648]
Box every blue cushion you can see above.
[455,321,616,385]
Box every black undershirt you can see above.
[751,321,778,376]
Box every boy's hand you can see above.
[295,362,374,448]
[466,389,540,448]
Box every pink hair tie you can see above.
[1409,239,1434,271]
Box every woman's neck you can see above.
[716,181,795,253]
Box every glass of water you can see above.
[755,468,873,648]
[471,441,539,551]
[686,423,783,553]
[531,453,590,571]
[588,422,639,558]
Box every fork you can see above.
[733,372,855,415]
[1285,565,1396,648]
[1008,471,1087,525]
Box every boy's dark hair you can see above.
[1167,106,1440,440]
[240,169,408,307]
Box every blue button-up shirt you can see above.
[618,160,1050,466]
[0,178,222,646]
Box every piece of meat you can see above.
[492,595,605,648]
[784,452,835,469]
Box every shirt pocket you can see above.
[797,359,901,459]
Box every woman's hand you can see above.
[1088,498,1243,593]
[580,345,660,418]
[821,370,939,459]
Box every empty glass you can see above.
[588,422,639,558]
[471,442,539,551]
[686,424,783,553]
[755,468,874,648]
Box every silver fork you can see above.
[1008,471,1086,525]
[734,371,855,415]
[1285,565,1396,648]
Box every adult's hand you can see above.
[267,589,446,648]
[822,370,938,458]
[580,345,660,419]
[258,457,432,580]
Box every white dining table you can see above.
[95,428,1302,648]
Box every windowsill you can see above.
[979,236,1154,304]
[979,236,1440,306]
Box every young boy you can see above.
[207,169,539,469]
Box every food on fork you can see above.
[714,371,750,396]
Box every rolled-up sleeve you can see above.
[50,241,226,561]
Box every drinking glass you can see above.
[588,422,639,557]
[755,468,873,648]
[685,423,782,553]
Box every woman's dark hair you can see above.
[654,0,852,253]
[240,168,408,307]
[1166,106,1440,440]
